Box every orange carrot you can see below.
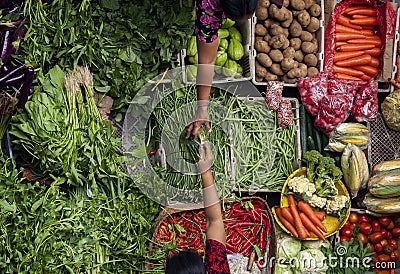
[281,207,295,225]
[336,43,375,52]
[338,15,362,30]
[297,201,328,233]
[335,24,363,34]
[352,65,379,77]
[333,50,365,62]
[333,65,364,77]
[276,207,299,238]
[335,42,348,47]
[389,78,400,89]
[348,37,381,47]
[335,54,372,67]
[299,212,326,240]
[361,29,375,36]
[335,33,366,41]
[313,210,325,221]
[344,5,372,13]
[347,8,377,16]
[352,14,371,19]
[369,57,380,67]
[364,47,381,57]
[288,195,310,239]
[360,74,372,81]
[350,17,378,25]
[335,73,363,81]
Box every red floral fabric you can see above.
[204,239,230,273]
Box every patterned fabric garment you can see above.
[204,239,231,273]
[195,0,226,43]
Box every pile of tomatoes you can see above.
[339,211,400,273]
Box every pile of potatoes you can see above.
[254,0,322,83]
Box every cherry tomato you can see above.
[379,217,392,227]
[388,239,398,250]
[386,231,393,240]
[380,239,388,248]
[359,214,370,223]
[370,232,384,244]
[340,236,351,243]
[360,223,373,235]
[391,227,400,237]
[358,233,368,245]
[372,220,381,232]
[383,245,393,255]
[390,250,399,261]
[341,227,353,238]
[386,221,395,230]
[374,242,383,253]
[349,212,359,223]
[344,220,351,228]
[381,229,389,239]
[378,254,390,262]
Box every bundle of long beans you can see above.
[150,85,296,199]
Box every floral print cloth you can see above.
[204,239,231,273]
[195,0,227,43]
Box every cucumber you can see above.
[307,135,316,151]
[299,104,308,154]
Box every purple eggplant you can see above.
[3,70,25,86]
[17,66,33,108]
[0,63,25,84]
[1,6,19,16]
[1,30,11,62]
[1,25,27,64]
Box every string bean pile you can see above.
[151,85,233,202]
[150,85,297,200]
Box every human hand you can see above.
[185,106,211,139]
[198,143,214,174]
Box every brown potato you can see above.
[283,47,295,58]
[294,50,304,62]
[307,17,320,32]
[303,53,318,66]
[257,53,273,67]
[255,23,268,36]
[256,7,269,20]
[307,67,319,76]
[300,31,313,42]
[290,38,302,50]
[289,20,302,37]
[309,4,321,17]
[255,40,271,53]
[269,49,284,62]
[290,0,305,10]
[297,10,311,27]
[270,63,285,76]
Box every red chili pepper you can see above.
[148,149,157,155]
[226,241,237,253]
[241,242,252,256]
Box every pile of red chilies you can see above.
[154,197,270,268]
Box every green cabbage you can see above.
[275,263,294,274]
[294,249,327,274]
[187,35,197,57]
[228,26,242,42]
[227,38,244,61]
[277,237,302,262]
[222,59,238,77]
[302,240,331,251]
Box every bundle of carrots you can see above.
[333,5,382,81]
[275,195,327,240]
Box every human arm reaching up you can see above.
[198,143,226,245]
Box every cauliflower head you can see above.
[287,176,316,200]
[326,195,349,215]
[309,194,327,209]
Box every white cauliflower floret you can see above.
[287,176,316,199]
[308,194,327,209]
[326,195,349,215]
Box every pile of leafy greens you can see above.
[21,0,194,112]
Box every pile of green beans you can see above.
[151,85,232,202]
[150,85,297,199]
